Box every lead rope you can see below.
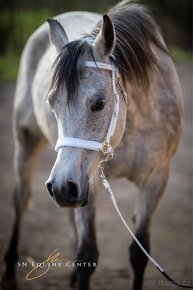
[99,166,193,289]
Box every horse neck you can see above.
[125,75,158,130]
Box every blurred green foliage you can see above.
[0,54,19,83]
[0,0,192,83]
[169,46,192,63]
[0,8,55,82]
[1,9,54,51]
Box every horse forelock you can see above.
[49,1,168,105]
[50,39,95,106]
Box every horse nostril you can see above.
[46,181,55,200]
[45,180,80,205]
[67,181,80,199]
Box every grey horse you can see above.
[3,1,183,290]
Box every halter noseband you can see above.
[55,60,123,161]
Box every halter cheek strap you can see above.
[55,60,121,160]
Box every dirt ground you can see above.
[0,61,192,290]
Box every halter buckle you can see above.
[101,141,113,160]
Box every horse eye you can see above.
[91,99,105,112]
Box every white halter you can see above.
[55,60,121,160]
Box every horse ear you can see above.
[47,19,69,53]
[93,15,115,57]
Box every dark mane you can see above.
[50,0,168,104]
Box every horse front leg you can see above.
[70,191,99,290]
[2,125,46,285]
[129,165,169,290]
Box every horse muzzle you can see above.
[45,178,89,208]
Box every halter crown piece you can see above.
[55,60,120,161]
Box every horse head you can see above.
[45,16,127,208]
